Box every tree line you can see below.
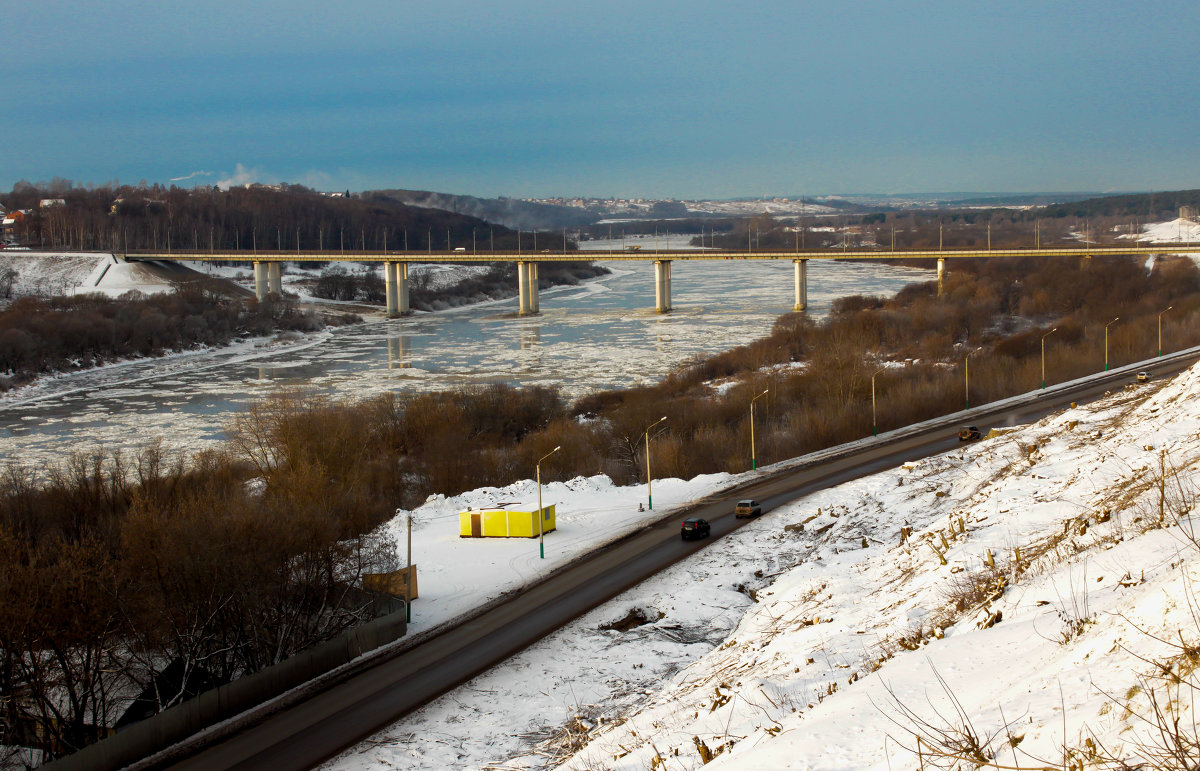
[0,393,403,762]
[0,287,330,391]
[1,180,534,253]
[697,207,1188,253]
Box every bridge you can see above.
[123,244,1200,318]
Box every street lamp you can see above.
[1104,317,1119,370]
[965,347,981,409]
[643,416,667,510]
[1041,328,1058,389]
[750,388,769,470]
[1159,305,1173,357]
[871,368,886,436]
[404,509,413,622]
[536,445,561,559]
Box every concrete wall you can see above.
[44,606,407,771]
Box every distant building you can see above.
[1,209,28,243]
[38,198,65,208]
[2,209,27,228]
[1182,206,1197,222]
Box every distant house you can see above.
[1,208,28,240]
[38,198,65,208]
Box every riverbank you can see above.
[0,253,609,399]
[0,258,932,472]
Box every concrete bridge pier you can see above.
[654,259,672,313]
[384,262,410,317]
[515,261,540,315]
[398,263,410,315]
[529,263,540,314]
[268,263,282,295]
[793,259,808,311]
[937,257,945,297]
[517,261,530,315]
[253,261,269,300]
[384,262,398,316]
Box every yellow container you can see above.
[459,506,556,538]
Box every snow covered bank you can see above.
[326,364,1200,771]
[0,250,108,296]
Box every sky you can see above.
[3,0,1198,199]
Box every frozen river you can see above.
[1,251,931,469]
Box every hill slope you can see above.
[324,362,1200,770]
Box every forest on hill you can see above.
[1033,188,1200,220]
[701,189,1199,253]
[0,181,532,253]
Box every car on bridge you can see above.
[680,518,711,540]
[957,425,983,441]
[1137,371,1151,383]
[734,499,763,518]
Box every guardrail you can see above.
[45,600,407,771]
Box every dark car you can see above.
[681,518,711,540]
[957,425,982,441]
[734,499,763,518]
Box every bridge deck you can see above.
[122,245,1200,263]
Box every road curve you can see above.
[155,350,1200,771]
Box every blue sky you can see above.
[3,0,1197,198]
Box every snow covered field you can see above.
[324,363,1200,771]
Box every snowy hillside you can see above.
[328,364,1200,770]
[0,251,495,307]
[0,250,106,296]
[1140,216,1200,245]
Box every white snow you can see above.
[183,259,490,302]
[380,472,737,633]
[1140,216,1200,245]
[74,255,177,297]
[0,251,108,296]
[324,363,1200,771]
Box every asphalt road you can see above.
[158,351,1200,771]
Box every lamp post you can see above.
[750,388,769,470]
[1104,317,1119,370]
[536,445,561,559]
[871,368,886,436]
[1041,328,1058,389]
[965,347,981,408]
[404,510,412,622]
[1159,305,1173,357]
[643,416,667,510]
